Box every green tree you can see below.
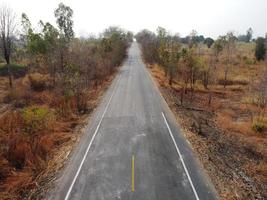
[21,13,32,38]
[213,38,224,59]
[204,37,214,48]
[22,13,60,83]
[167,41,181,85]
[255,37,266,61]
[41,22,59,81]
[157,27,169,76]
[181,48,199,91]
[54,3,74,70]
[21,14,45,55]
[54,3,74,42]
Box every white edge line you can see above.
[64,75,120,200]
[161,112,200,200]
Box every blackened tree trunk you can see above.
[3,39,12,87]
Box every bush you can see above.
[0,111,54,171]
[4,86,31,108]
[255,37,266,61]
[6,133,53,170]
[28,73,53,91]
[0,158,11,180]
[7,135,32,169]
[0,64,27,78]
[51,95,74,118]
[0,111,24,134]
[252,120,265,133]
[217,77,248,86]
[76,90,89,114]
[232,76,249,85]
[243,56,256,65]
[218,78,234,86]
[21,107,55,134]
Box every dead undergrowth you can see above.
[148,64,267,200]
[0,72,117,200]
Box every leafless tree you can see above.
[253,70,267,118]
[0,5,16,87]
[222,32,236,88]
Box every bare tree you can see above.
[253,70,267,118]
[222,32,236,88]
[0,5,16,87]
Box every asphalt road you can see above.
[48,42,217,200]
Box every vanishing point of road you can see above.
[48,42,217,200]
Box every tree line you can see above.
[136,27,266,104]
[0,3,133,112]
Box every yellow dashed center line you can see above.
[132,155,135,192]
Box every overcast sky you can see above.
[2,0,267,39]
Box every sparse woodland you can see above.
[136,27,267,199]
[0,1,266,199]
[0,3,132,199]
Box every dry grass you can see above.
[148,62,267,199]
[0,70,118,199]
[28,73,54,91]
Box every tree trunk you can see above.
[208,91,212,105]
[6,58,12,88]
[168,66,173,86]
[7,65,12,88]
[180,87,184,106]
[60,50,64,72]
[203,72,209,89]
[224,69,227,89]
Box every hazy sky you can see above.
[2,0,267,38]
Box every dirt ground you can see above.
[148,64,267,200]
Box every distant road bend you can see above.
[48,42,217,200]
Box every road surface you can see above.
[48,42,217,200]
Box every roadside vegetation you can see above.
[0,3,132,199]
[136,27,267,199]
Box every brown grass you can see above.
[28,73,53,91]
[148,62,267,199]
[0,70,118,199]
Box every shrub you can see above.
[0,111,24,134]
[4,86,31,108]
[252,119,266,133]
[21,107,55,134]
[243,57,256,65]
[217,77,248,86]
[28,73,53,91]
[0,111,54,171]
[35,135,53,160]
[52,96,74,118]
[242,96,257,105]
[76,90,89,114]
[7,135,32,169]
[218,78,233,86]
[255,37,266,61]
[232,76,249,85]
[0,158,11,180]
[0,64,27,78]
[6,133,52,170]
